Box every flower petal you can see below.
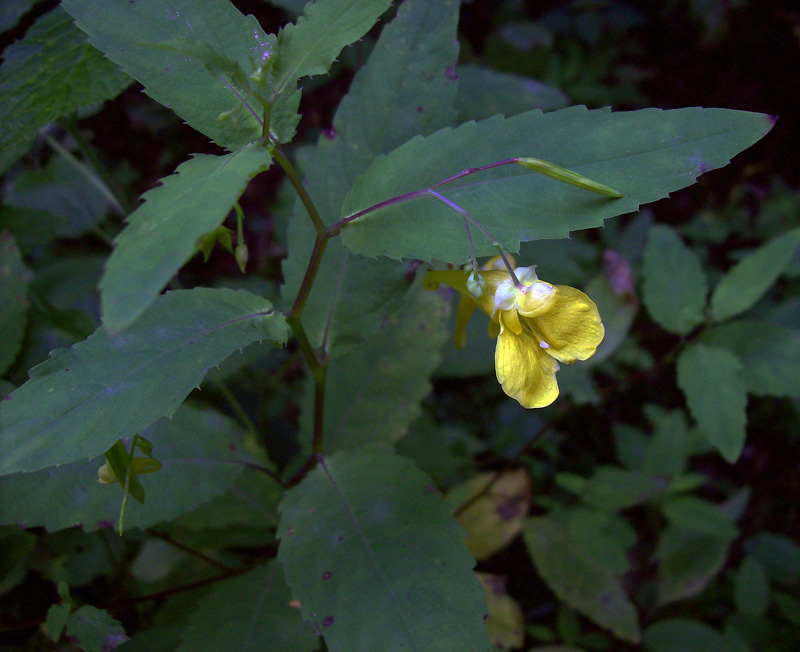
[495,325,560,408]
[530,285,604,363]
[516,280,557,317]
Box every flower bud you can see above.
[466,271,486,299]
[235,243,249,273]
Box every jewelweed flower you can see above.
[424,258,604,408]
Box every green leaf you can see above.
[271,0,393,92]
[655,526,731,605]
[0,0,35,33]
[734,556,770,617]
[339,107,773,262]
[177,562,317,652]
[642,225,707,334]
[64,605,127,652]
[60,0,274,151]
[0,233,29,375]
[523,516,640,643]
[312,280,451,451]
[0,406,252,532]
[0,288,286,475]
[282,0,460,350]
[100,143,271,334]
[643,619,727,652]
[660,496,739,539]
[559,466,665,511]
[702,320,800,397]
[676,343,747,462]
[455,65,569,123]
[4,153,112,239]
[278,445,493,652]
[642,407,688,476]
[710,227,800,322]
[0,7,131,175]
[745,532,800,585]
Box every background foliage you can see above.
[1,1,800,651]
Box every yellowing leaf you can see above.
[478,573,525,650]
[449,469,531,560]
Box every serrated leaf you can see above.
[0,7,131,174]
[0,406,255,532]
[282,0,460,350]
[0,288,287,475]
[312,280,451,451]
[339,107,773,262]
[177,562,316,652]
[701,320,800,397]
[734,556,770,617]
[271,0,393,93]
[562,466,665,511]
[710,227,800,322]
[676,343,747,463]
[60,0,274,151]
[656,526,731,606]
[100,143,271,333]
[642,225,707,334]
[523,516,640,643]
[643,619,727,652]
[0,233,29,375]
[278,445,493,652]
[455,65,569,123]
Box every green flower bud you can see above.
[466,271,486,299]
[235,242,249,273]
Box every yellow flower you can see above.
[424,258,604,408]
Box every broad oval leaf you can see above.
[643,619,727,652]
[734,556,770,617]
[523,515,641,643]
[0,7,131,175]
[278,444,493,652]
[177,562,317,652]
[0,288,287,475]
[100,143,271,334]
[701,319,800,397]
[339,106,773,262]
[710,227,800,322]
[61,0,274,151]
[0,406,254,532]
[642,225,707,335]
[676,343,747,463]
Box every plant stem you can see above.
[58,118,133,215]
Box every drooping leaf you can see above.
[0,288,287,475]
[176,562,317,652]
[100,143,271,333]
[339,107,773,263]
[734,556,770,617]
[701,320,800,397]
[710,227,800,322]
[643,619,727,652]
[282,0,460,350]
[0,406,256,532]
[655,526,731,606]
[278,445,493,652]
[523,516,641,643]
[0,233,29,375]
[0,6,131,175]
[558,466,665,511]
[311,279,451,451]
[60,0,274,151]
[455,65,569,123]
[642,225,707,335]
[676,343,747,463]
[270,0,393,93]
